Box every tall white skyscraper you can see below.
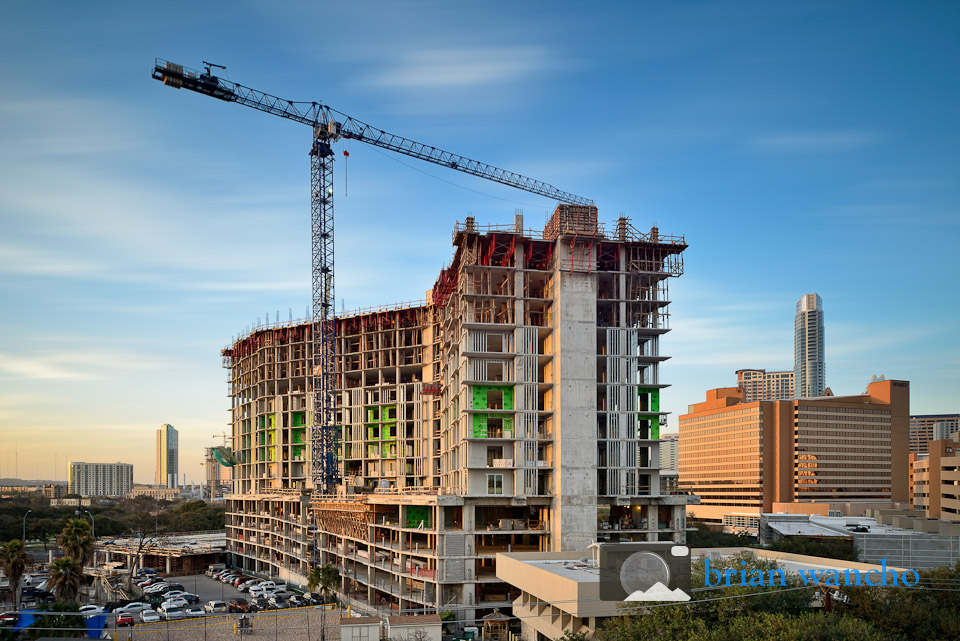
[794,293,825,398]
[156,423,179,488]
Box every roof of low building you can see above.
[388,614,442,625]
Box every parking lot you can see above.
[108,574,343,641]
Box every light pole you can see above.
[75,509,95,538]
[22,509,32,542]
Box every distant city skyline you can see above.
[1,2,958,481]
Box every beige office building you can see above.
[910,414,960,454]
[912,435,960,521]
[679,379,909,528]
[735,368,795,402]
[68,462,134,497]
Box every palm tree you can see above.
[307,564,340,641]
[48,557,83,603]
[57,519,94,566]
[307,564,340,604]
[0,539,33,611]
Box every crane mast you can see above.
[152,59,594,495]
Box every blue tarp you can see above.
[13,609,38,632]
[12,608,106,639]
[87,614,108,639]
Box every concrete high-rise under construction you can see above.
[794,293,825,398]
[156,423,179,488]
[221,206,690,619]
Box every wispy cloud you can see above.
[748,130,883,153]
[0,349,178,381]
[362,46,552,90]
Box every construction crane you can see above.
[152,58,594,495]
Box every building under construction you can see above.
[222,206,690,619]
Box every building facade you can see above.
[912,435,960,521]
[679,379,909,527]
[68,462,134,497]
[735,368,795,402]
[910,414,960,454]
[794,293,825,398]
[222,208,690,619]
[659,433,679,473]
[156,423,179,488]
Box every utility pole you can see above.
[22,509,32,542]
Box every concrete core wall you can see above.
[553,266,599,551]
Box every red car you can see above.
[0,612,18,626]
[116,614,135,627]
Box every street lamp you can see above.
[75,509,95,539]
[22,509,32,542]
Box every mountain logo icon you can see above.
[624,582,691,602]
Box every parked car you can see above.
[79,605,104,618]
[116,614,135,627]
[287,595,308,608]
[180,593,200,605]
[144,583,169,594]
[160,598,187,610]
[204,600,227,614]
[227,598,251,613]
[237,580,258,593]
[160,605,185,621]
[140,610,160,624]
[232,576,251,587]
[250,597,268,612]
[163,590,186,599]
[247,585,266,598]
[115,602,150,614]
[0,612,18,626]
[158,584,185,595]
[184,606,205,618]
[266,595,287,610]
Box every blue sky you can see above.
[1,1,957,484]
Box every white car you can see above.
[114,602,150,614]
[160,598,187,610]
[184,606,205,618]
[247,586,266,598]
[140,610,160,624]
[144,583,169,594]
[79,605,104,618]
[238,580,259,592]
[159,605,185,621]
[203,600,227,614]
[164,591,186,600]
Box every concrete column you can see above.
[552,252,599,551]
[165,557,171,574]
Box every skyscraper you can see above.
[794,293,825,398]
[156,423,179,488]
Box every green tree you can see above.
[0,539,33,611]
[28,600,85,639]
[56,519,93,565]
[307,564,340,603]
[48,558,83,603]
[836,561,960,640]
